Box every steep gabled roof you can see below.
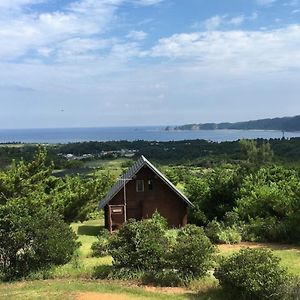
[99,155,193,209]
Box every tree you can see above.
[187,166,241,224]
[0,195,79,280]
[236,166,300,242]
[215,248,289,299]
[51,173,114,223]
[240,139,273,165]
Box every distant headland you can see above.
[165,115,300,132]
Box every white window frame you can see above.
[136,180,144,192]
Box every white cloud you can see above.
[203,15,223,30]
[0,0,300,128]
[256,0,277,5]
[133,0,164,5]
[127,30,148,40]
[228,15,245,26]
[198,14,250,31]
[150,25,300,74]
[0,0,127,61]
[0,0,44,9]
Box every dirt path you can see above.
[76,292,139,300]
[218,242,300,252]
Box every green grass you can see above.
[0,280,201,300]
[85,158,133,177]
[1,219,300,299]
[49,219,112,279]
[52,158,133,178]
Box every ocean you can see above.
[0,127,299,144]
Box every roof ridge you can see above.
[98,156,193,209]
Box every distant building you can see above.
[99,156,193,232]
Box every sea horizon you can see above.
[0,126,300,144]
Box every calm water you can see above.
[0,127,300,144]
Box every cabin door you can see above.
[108,205,126,232]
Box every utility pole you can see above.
[118,177,132,222]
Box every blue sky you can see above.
[0,0,300,128]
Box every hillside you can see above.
[170,115,300,132]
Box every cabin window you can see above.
[148,180,153,190]
[136,180,144,192]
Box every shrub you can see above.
[108,216,216,286]
[91,228,111,257]
[150,210,168,230]
[205,220,242,244]
[214,248,289,299]
[142,269,183,287]
[0,196,79,280]
[282,276,300,299]
[170,225,216,281]
[242,217,285,242]
[92,265,113,279]
[109,216,169,272]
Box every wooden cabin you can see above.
[99,156,193,232]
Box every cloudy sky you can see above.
[0,0,300,128]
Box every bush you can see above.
[150,210,168,230]
[108,215,216,286]
[242,217,285,242]
[91,228,111,257]
[282,276,300,299]
[170,225,216,282]
[142,269,183,287]
[205,220,242,244]
[92,265,113,279]
[214,248,289,299]
[109,216,169,272]
[0,196,79,280]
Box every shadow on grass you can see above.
[187,290,227,300]
[77,225,103,236]
[91,265,228,300]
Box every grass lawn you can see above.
[52,158,133,178]
[0,280,200,300]
[86,158,133,178]
[1,219,300,299]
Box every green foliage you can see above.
[108,215,216,286]
[109,217,169,272]
[0,147,54,205]
[51,172,114,223]
[164,168,180,185]
[142,269,183,287]
[0,196,79,280]
[91,229,111,257]
[150,210,168,230]
[215,248,289,299]
[240,139,273,165]
[236,166,300,242]
[186,176,210,225]
[170,225,216,281]
[187,166,242,225]
[205,220,242,244]
[0,147,114,223]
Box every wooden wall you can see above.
[104,166,188,229]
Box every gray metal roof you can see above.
[98,155,194,209]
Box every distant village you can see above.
[58,149,138,161]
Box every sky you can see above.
[0,0,300,129]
